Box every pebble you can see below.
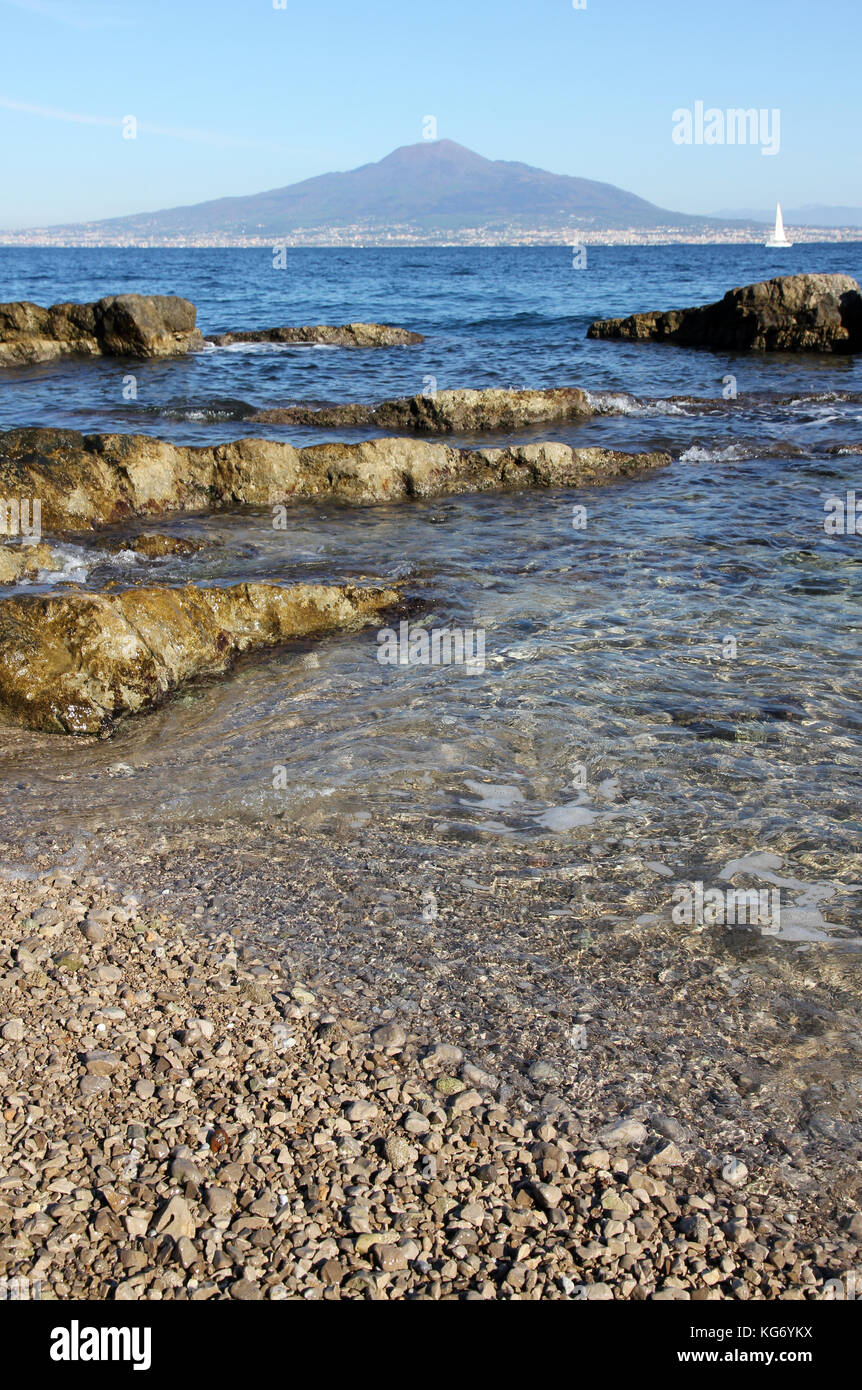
[599,1118,649,1148]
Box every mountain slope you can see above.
[38,140,711,241]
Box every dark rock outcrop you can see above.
[0,294,203,366]
[252,386,592,433]
[0,427,670,532]
[206,323,423,348]
[588,274,862,353]
[0,580,399,733]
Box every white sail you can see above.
[765,201,792,248]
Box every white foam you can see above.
[680,444,749,464]
[201,340,338,355]
[584,390,688,418]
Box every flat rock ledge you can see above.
[588,273,862,353]
[0,295,203,367]
[252,386,592,433]
[205,323,423,348]
[0,580,399,734]
[0,427,670,531]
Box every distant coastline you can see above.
[3,224,861,248]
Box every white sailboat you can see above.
[765,201,792,248]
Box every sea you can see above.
[0,243,860,943]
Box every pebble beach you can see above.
[2,816,859,1302]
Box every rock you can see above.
[448,1088,483,1116]
[598,1117,649,1148]
[648,1141,683,1167]
[175,1237,199,1269]
[229,1278,263,1300]
[155,1195,196,1239]
[252,386,593,433]
[651,1114,688,1144]
[0,580,399,733]
[106,533,209,559]
[527,1060,560,1085]
[383,1136,416,1170]
[83,1049,120,1076]
[1,1018,24,1041]
[206,322,423,348]
[425,1042,463,1068]
[403,1111,431,1136]
[0,543,56,585]
[81,917,107,944]
[531,1182,564,1211]
[372,1242,409,1272]
[0,294,203,367]
[170,1156,205,1184]
[0,426,671,532]
[588,274,862,353]
[580,1149,610,1170]
[345,1100,378,1123]
[678,1213,711,1245]
[203,1186,233,1216]
[721,1157,749,1188]
[370,1022,406,1049]
[79,1075,109,1098]
[53,951,86,972]
[434,1074,464,1096]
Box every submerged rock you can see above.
[252,386,592,433]
[0,580,399,733]
[0,294,203,366]
[104,532,209,558]
[588,274,862,353]
[206,322,423,348]
[0,427,670,531]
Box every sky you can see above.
[0,0,859,228]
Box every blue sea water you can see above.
[0,244,860,938]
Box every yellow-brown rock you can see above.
[0,427,670,531]
[252,386,592,432]
[0,580,399,734]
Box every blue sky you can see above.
[0,0,859,227]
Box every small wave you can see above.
[679,444,752,464]
[35,543,94,586]
[584,390,689,417]
[200,341,339,355]
[149,399,257,423]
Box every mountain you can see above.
[10,140,728,245]
[712,204,862,228]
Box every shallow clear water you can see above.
[0,245,860,935]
